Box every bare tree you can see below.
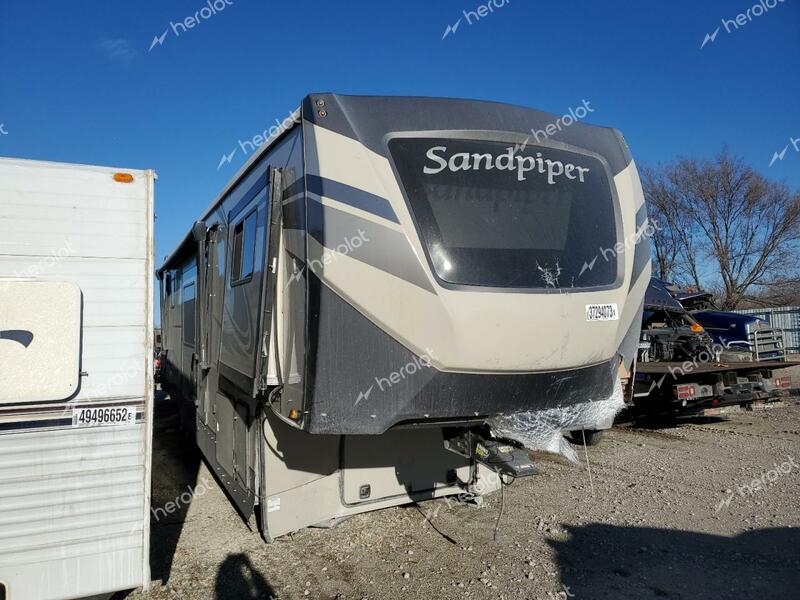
[641,167,692,283]
[642,151,800,309]
[740,278,800,308]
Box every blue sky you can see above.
[1,0,798,322]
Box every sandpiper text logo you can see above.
[423,146,592,184]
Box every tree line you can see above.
[642,150,800,310]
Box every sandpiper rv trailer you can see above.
[0,158,155,599]
[158,94,650,540]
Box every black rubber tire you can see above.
[570,429,604,446]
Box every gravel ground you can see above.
[127,396,800,600]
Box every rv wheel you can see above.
[570,429,604,446]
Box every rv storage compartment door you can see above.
[0,280,82,403]
[342,429,471,504]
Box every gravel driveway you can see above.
[128,396,800,600]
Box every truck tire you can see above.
[570,429,604,446]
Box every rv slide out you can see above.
[0,158,155,600]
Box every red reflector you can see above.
[774,376,790,388]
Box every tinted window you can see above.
[389,138,618,289]
[231,210,257,284]
[170,271,180,307]
[182,282,196,346]
[231,224,244,281]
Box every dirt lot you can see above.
[128,396,800,600]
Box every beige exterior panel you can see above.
[304,125,645,373]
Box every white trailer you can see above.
[0,157,155,600]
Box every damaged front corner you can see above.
[488,377,624,463]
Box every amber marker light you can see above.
[113,172,134,183]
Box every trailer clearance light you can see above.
[113,173,134,183]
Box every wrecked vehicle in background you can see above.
[661,279,786,362]
[639,278,717,363]
[631,278,793,418]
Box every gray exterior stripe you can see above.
[617,297,645,369]
[634,202,648,230]
[628,203,651,291]
[307,174,399,224]
[308,199,435,294]
[628,255,650,302]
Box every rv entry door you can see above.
[255,167,283,397]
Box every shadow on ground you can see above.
[148,389,202,585]
[550,523,800,599]
[214,554,276,600]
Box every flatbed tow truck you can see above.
[630,278,797,418]
[633,359,795,416]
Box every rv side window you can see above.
[231,210,257,285]
[169,273,177,307]
[183,282,196,346]
[172,271,181,306]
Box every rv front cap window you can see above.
[389,137,618,289]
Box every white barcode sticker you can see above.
[72,405,136,427]
[585,304,619,322]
